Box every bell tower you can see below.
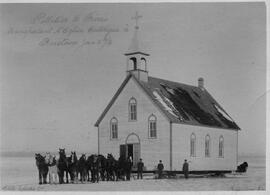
[125,12,149,82]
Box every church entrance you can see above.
[127,144,133,159]
[120,133,140,167]
[119,143,140,167]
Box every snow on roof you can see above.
[140,76,240,130]
[152,90,182,120]
[213,104,234,122]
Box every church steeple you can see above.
[125,11,149,82]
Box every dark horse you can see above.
[86,154,103,183]
[117,155,128,181]
[98,154,107,181]
[236,162,248,173]
[106,153,119,181]
[77,154,87,182]
[35,153,48,184]
[67,151,78,183]
[57,148,69,184]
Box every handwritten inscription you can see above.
[32,11,108,24]
[7,12,128,48]
[38,32,112,48]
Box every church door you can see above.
[119,144,139,166]
[120,144,126,158]
[133,143,140,167]
[124,133,141,167]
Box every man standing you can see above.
[182,159,189,179]
[157,160,164,179]
[137,158,144,179]
[126,156,133,181]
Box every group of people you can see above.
[136,158,189,179]
[36,149,191,185]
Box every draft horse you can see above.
[57,148,69,184]
[35,153,48,184]
[67,151,78,183]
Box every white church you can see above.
[95,13,240,172]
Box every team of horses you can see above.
[35,148,133,184]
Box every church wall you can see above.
[172,123,238,171]
[98,77,171,170]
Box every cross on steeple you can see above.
[131,11,142,29]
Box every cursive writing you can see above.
[8,11,128,48]
[32,12,68,24]
[39,32,112,48]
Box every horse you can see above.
[117,155,127,180]
[77,154,87,182]
[57,148,69,184]
[86,154,101,183]
[45,152,58,184]
[236,162,248,173]
[67,151,78,183]
[98,154,107,181]
[106,153,118,181]
[35,153,48,185]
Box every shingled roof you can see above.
[95,75,240,130]
[138,76,240,130]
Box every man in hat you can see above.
[137,158,144,179]
[182,159,189,179]
[157,160,164,179]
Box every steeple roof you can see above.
[125,12,149,56]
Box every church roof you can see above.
[138,76,240,130]
[95,74,240,130]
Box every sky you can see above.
[0,3,266,156]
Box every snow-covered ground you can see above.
[0,155,265,191]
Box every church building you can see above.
[94,13,240,172]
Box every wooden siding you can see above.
[98,77,170,170]
[172,123,237,171]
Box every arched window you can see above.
[219,136,224,157]
[190,133,196,157]
[129,57,137,70]
[129,98,137,121]
[205,135,210,157]
[148,114,157,138]
[141,57,146,71]
[110,118,118,139]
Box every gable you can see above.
[94,74,170,127]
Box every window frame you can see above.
[148,114,157,139]
[129,98,137,121]
[218,135,224,158]
[190,133,196,157]
[205,134,211,157]
[110,117,118,139]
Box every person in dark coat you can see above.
[126,156,133,181]
[182,159,189,179]
[157,160,164,179]
[137,158,144,179]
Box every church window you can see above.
[110,117,118,139]
[219,136,224,157]
[190,133,196,157]
[148,114,157,138]
[205,135,211,157]
[129,98,137,121]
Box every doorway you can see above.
[127,144,133,160]
[119,143,140,166]
[123,133,141,167]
